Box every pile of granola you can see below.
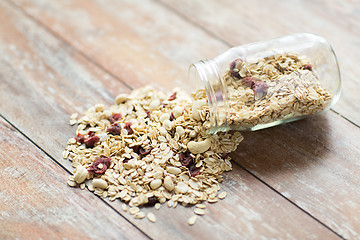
[64,53,333,225]
[64,87,243,224]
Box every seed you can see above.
[147,212,156,223]
[196,204,206,209]
[134,212,145,219]
[194,208,205,215]
[129,207,140,215]
[218,191,227,199]
[73,165,88,184]
[122,204,128,212]
[166,166,181,175]
[164,176,174,191]
[188,215,197,226]
[155,203,161,210]
[150,179,162,189]
[92,179,108,189]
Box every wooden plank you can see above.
[0,119,148,240]
[157,0,360,126]
[0,1,341,239]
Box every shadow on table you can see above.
[231,113,332,178]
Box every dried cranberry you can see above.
[243,77,255,88]
[88,156,111,174]
[123,158,131,163]
[84,135,99,148]
[144,196,158,206]
[253,81,268,100]
[107,123,121,135]
[170,112,175,121]
[109,113,122,123]
[124,122,133,135]
[179,151,193,167]
[145,110,151,118]
[88,131,95,137]
[139,147,152,156]
[230,59,242,78]
[74,134,85,144]
[189,164,201,177]
[304,64,312,71]
[168,92,177,101]
[131,145,140,154]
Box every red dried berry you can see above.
[109,113,122,123]
[189,164,201,177]
[179,151,193,167]
[139,147,152,156]
[124,122,133,135]
[123,157,131,163]
[107,123,121,135]
[243,77,255,88]
[145,196,158,206]
[304,64,312,71]
[88,131,95,137]
[253,81,268,100]
[88,156,111,174]
[84,135,99,148]
[170,112,175,121]
[74,134,85,144]
[145,110,151,118]
[220,153,229,160]
[230,59,242,78]
[168,92,177,101]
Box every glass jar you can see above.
[189,33,341,133]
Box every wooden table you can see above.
[1,0,359,239]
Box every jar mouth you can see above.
[189,60,230,133]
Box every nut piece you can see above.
[164,176,174,191]
[188,215,197,226]
[166,166,181,175]
[149,99,160,111]
[73,165,88,184]
[92,178,108,189]
[150,179,162,190]
[147,212,156,223]
[159,113,170,123]
[163,119,173,131]
[187,138,211,154]
[172,106,184,118]
[176,126,185,137]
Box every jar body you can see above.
[189,33,341,133]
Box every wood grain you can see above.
[158,0,360,127]
[0,1,341,239]
[0,119,148,240]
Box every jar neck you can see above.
[190,60,230,133]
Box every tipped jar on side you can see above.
[189,33,341,134]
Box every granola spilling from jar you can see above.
[64,86,243,224]
[193,53,333,130]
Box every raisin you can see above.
[88,156,111,174]
[74,134,85,144]
[243,77,255,88]
[144,196,158,206]
[123,158,131,163]
[189,164,201,177]
[84,135,99,148]
[220,153,229,160]
[230,59,242,78]
[109,113,122,123]
[88,131,95,137]
[124,122,133,135]
[107,123,121,135]
[145,110,151,118]
[168,92,177,101]
[304,64,312,71]
[179,151,193,167]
